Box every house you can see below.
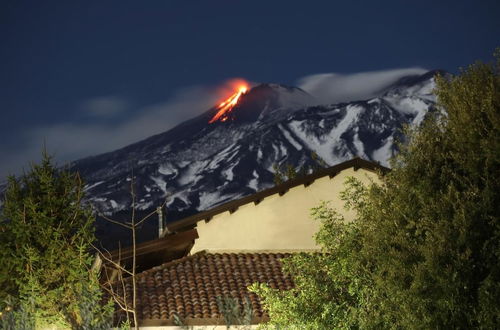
[167,157,386,254]
[105,157,388,328]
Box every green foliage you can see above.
[361,52,500,329]
[251,199,371,329]
[118,319,132,330]
[172,313,187,328]
[74,274,114,330]
[273,152,327,185]
[272,163,300,185]
[0,296,36,330]
[254,53,500,328]
[0,151,113,328]
[216,295,253,327]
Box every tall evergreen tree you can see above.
[0,151,112,329]
[253,52,500,328]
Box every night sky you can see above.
[1,0,499,179]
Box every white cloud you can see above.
[81,96,130,118]
[297,67,428,104]
[0,85,220,179]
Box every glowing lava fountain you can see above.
[209,84,249,123]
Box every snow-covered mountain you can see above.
[71,70,440,228]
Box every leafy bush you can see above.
[253,52,500,329]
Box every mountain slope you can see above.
[72,71,439,225]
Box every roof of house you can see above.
[99,229,198,277]
[166,157,389,233]
[107,229,198,262]
[115,252,294,326]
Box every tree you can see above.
[273,151,328,185]
[250,192,372,329]
[95,184,167,329]
[253,52,500,328]
[0,151,112,329]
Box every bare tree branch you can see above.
[91,243,134,277]
[99,213,133,230]
[91,172,168,329]
[135,199,167,227]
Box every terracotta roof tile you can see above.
[114,252,294,324]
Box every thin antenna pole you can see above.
[157,206,163,238]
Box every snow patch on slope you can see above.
[198,191,225,210]
[84,181,104,192]
[353,131,366,158]
[278,124,302,150]
[372,136,394,167]
[167,190,190,209]
[288,105,364,164]
[248,170,259,191]
[222,164,235,181]
[137,200,154,210]
[150,176,167,195]
[384,96,430,126]
[158,163,177,176]
[177,160,208,186]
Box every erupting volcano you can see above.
[66,70,439,237]
[209,83,249,123]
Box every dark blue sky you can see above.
[0,0,499,178]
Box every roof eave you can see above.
[166,157,389,232]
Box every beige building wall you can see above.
[190,168,380,254]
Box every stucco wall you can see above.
[190,168,379,254]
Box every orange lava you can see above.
[209,84,249,123]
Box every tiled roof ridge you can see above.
[136,251,292,278]
[136,250,208,276]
